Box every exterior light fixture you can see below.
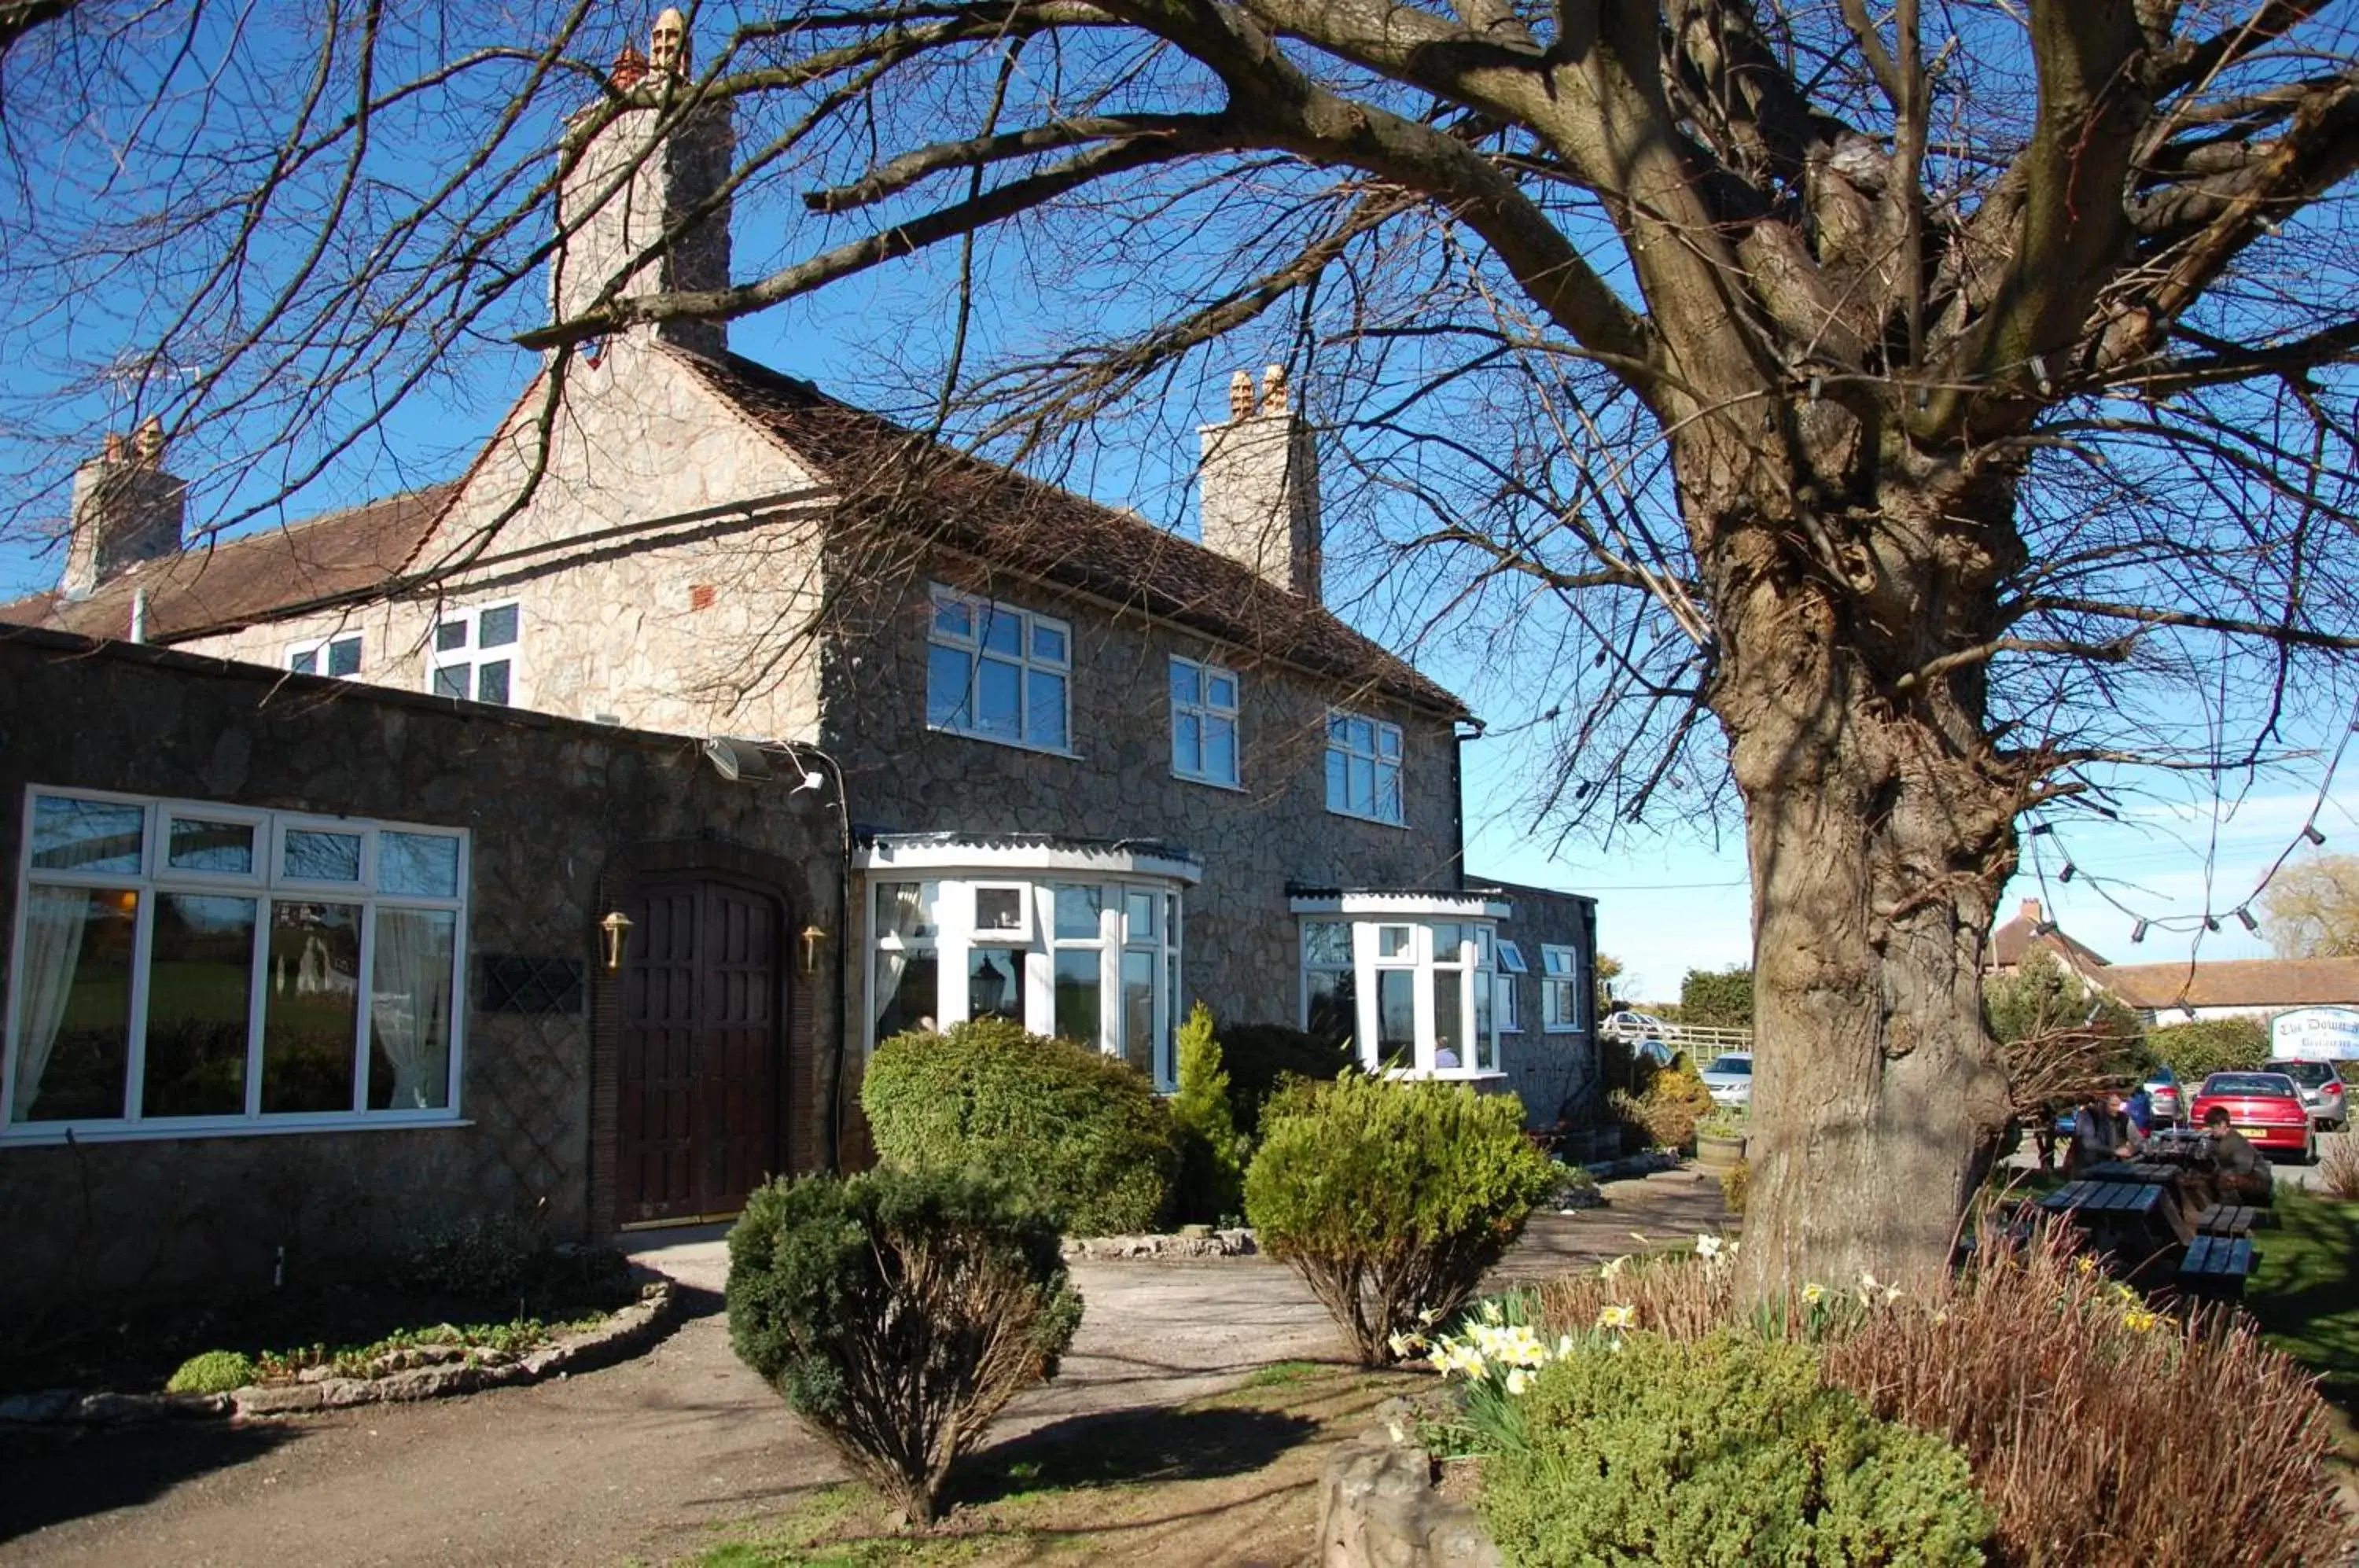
[2304,824,2328,846]
[701,734,773,782]
[800,923,829,975]
[600,910,635,972]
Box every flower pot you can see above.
[1694,1132,1745,1172]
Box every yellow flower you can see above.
[1504,1367,1533,1396]
[1596,1304,1636,1331]
[1801,1283,1827,1306]
[2123,1308,2161,1334]
[2075,1257,2098,1276]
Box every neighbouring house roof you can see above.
[672,350,1471,720]
[2098,956,2359,1014]
[0,487,455,643]
[1989,898,2111,974]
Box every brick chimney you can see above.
[549,8,733,359]
[61,417,184,599]
[1198,364,1320,601]
[2020,899,2043,924]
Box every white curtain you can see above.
[12,887,90,1119]
[370,909,454,1109]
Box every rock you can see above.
[297,1364,337,1384]
[0,1390,76,1424]
[1316,1431,1503,1568]
[234,1382,329,1415]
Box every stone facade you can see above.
[1486,878,1602,1124]
[1199,367,1321,600]
[819,546,1467,1040]
[62,421,185,600]
[0,629,836,1319]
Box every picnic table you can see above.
[2037,1160,2260,1299]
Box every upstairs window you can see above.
[289,633,362,679]
[429,603,521,705]
[1325,711,1404,825]
[926,585,1071,753]
[1541,944,1583,1032]
[1169,657,1240,786]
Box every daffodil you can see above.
[1601,1254,1629,1279]
[1695,1234,1724,1261]
[1596,1303,1636,1331]
[1504,1367,1533,1396]
[1801,1282,1826,1305]
[2123,1308,2161,1334]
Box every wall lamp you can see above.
[600,910,635,973]
[701,734,773,782]
[800,923,829,975]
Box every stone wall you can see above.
[1486,879,1600,1126]
[179,336,830,745]
[0,629,837,1319]
[818,546,1470,1040]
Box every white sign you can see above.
[2270,1006,2359,1061]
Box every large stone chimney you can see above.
[549,8,733,359]
[1198,365,1320,601]
[61,417,185,599]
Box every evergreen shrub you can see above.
[164,1349,258,1395]
[1215,1021,1356,1137]
[1169,1003,1247,1224]
[1481,1332,1991,1566]
[863,1017,1176,1235]
[2144,1017,2270,1084]
[1244,1073,1555,1364]
[725,1168,1082,1526]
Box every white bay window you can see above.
[863,836,1197,1089]
[1292,892,1511,1078]
[6,788,468,1140]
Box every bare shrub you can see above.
[2318,1136,2359,1202]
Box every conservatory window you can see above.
[1297,915,1500,1077]
[926,585,1072,753]
[5,788,468,1142]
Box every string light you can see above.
[2059,861,2075,882]
[2304,824,2326,845]
[2130,919,2149,943]
[2236,907,2260,933]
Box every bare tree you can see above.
[4,0,2357,1290]
[2261,852,2359,957]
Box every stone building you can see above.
[0,14,1598,1282]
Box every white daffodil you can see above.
[1504,1367,1533,1396]
[1601,1254,1629,1279]
[1596,1303,1636,1331]
[1695,1234,1724,1261]
[1801,1282,1827,1305]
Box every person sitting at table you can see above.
[2202,1106,2275,1203]
[2124,1084,2155,1141]
[2066,1094,2121,1175]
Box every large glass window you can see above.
[6,790,468,1138]
[1324,711,1404,824]
[867,869,1183,1088]
[429,602,521,705]
[926,585,1071,753]
[1299,917,1499,1077]
[1169,657,1240,787]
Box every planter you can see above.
[1694,1132,1746,1172]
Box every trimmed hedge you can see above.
[1483,1331,1991,1566]
[863,1017,1178,1235]
[1245,1073,1555,1364]
[726,1168,1082,1526]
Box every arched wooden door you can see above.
[616,878,783,1224]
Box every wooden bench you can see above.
[2179,1234,2257,1301]
[2039,1180,2165,1218]
[2080,1160,2182,1185]
[2194,1203,2277,1237]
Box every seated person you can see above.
[2066,1095,2118,1174]
[2202,1106,2275,1203]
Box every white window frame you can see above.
[1324,709,1405,826]
[287,631,364,680]
[925,583,1073,754]
[865,868,1185,1090]
[4,786,469,1144]
[1541,944,1582,1033]
[1298,916,1502,1080]
[1169,656,1242,788]
[428,601,523,707]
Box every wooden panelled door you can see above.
[616,878,784,1225]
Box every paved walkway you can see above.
[0,1171,1720,1567]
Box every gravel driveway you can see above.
[0,1171,1722,1567]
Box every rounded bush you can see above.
[1482,1331,1991,1566]
[1213,1021,1356,1138]
[863,1017,1177,1235]
[726,1167,1083,1526]
[164,1349,258,1395]
[1244,1073,1555,1364]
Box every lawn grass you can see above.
[2247,1189,2359,1404]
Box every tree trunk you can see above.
[1695,436,2023,1299]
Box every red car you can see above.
[2190,1071,2317,1162]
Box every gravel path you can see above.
[0,1171,1717,1567]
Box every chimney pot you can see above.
[1227,370,1253,421]
[609,43,648,91]
[1199,370,1320,602]
[1260,363,1289,414]
[61,428,185,600]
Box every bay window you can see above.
[1293,893,1510,1077]
[862,837,1197,1090]
[6,788,468,1140]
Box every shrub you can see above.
[393,1213,544,1297]
[2320,1136,2359,1200]
[1168,1003,1248,1224]
[2144,1017,2269,1083]
[1481,1331,1992,1566]
[1244,1073,1555,1364]
[1695,1105,1747,1142]
[1609,1057,1715,1153]
[1822,1220,2358,1568]
[1721,1156,1750,1214]
[1545,1158,1599,1210]
[725,1168,1083,1526]
[164,1349,257,1395]
[863,1017,1177,1235]
[1215,1021,1356,1138]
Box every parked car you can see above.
[1699,1051,1754,1107]
[1600,1009,1667,1042]
[2189,1071,2317,1162]
[2143,1066,2183,1128]
[2261,1058,2349,1131]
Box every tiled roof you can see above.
[672,349,1470,720]
[2098,957,2359,1012]
[1989,905,2112,972]
[0,487,454,642]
